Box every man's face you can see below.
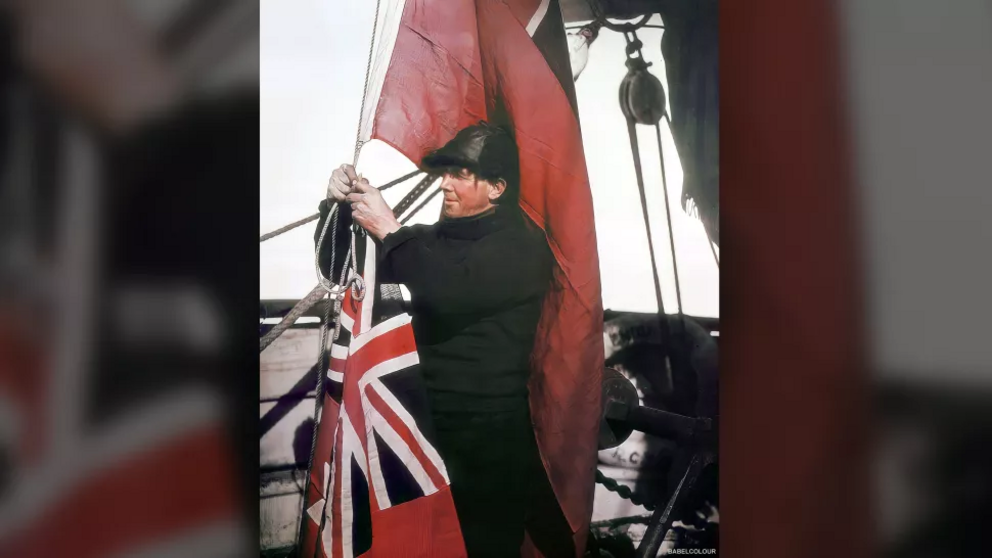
[438,169,503,219]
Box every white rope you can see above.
[352,0,384,167]
[301,1,382,552]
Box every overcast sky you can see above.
[260,2,718,317]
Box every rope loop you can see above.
[346,271,366,302]
[318,267,366,307]
[320,281,349,300]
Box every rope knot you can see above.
[320,271,366,303]
[347,272,366,302]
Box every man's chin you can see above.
[440,204,459,219]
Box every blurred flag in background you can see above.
[0,1,988,557]
[0,1,257,556]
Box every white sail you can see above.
[358,0,408,147]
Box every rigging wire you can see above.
[302,0,383,553]
[259,213,320,242]
[390,173,440,218]
[655,122,683,316]
[258,171,425,354]
[258,284,327,353]
[625,118,665,316]
[351,0,382,167]
[617,31,712,557]
[259,169,422,243]
[401,187,442,224]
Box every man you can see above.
[322,122,574,557]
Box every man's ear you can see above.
[489,179,507,202]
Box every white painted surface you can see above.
[260,398,315,469]
[261,489,304,550]
[591,466,654,522]
[260,329,321,400]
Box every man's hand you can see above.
[347,180,402,241]
[327,164,360,202]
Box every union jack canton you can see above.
[301,230,466,558]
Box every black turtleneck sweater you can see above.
[376,207,553,413]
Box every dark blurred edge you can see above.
[107,91,262,547]
[721,1,871,558]
[0,3,262,552]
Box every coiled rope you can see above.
[259,169,434,363]
[301,226,353,545]
[305,0,383,553]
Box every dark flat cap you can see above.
[421,121,518,185]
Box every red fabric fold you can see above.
[371,1,604,555]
